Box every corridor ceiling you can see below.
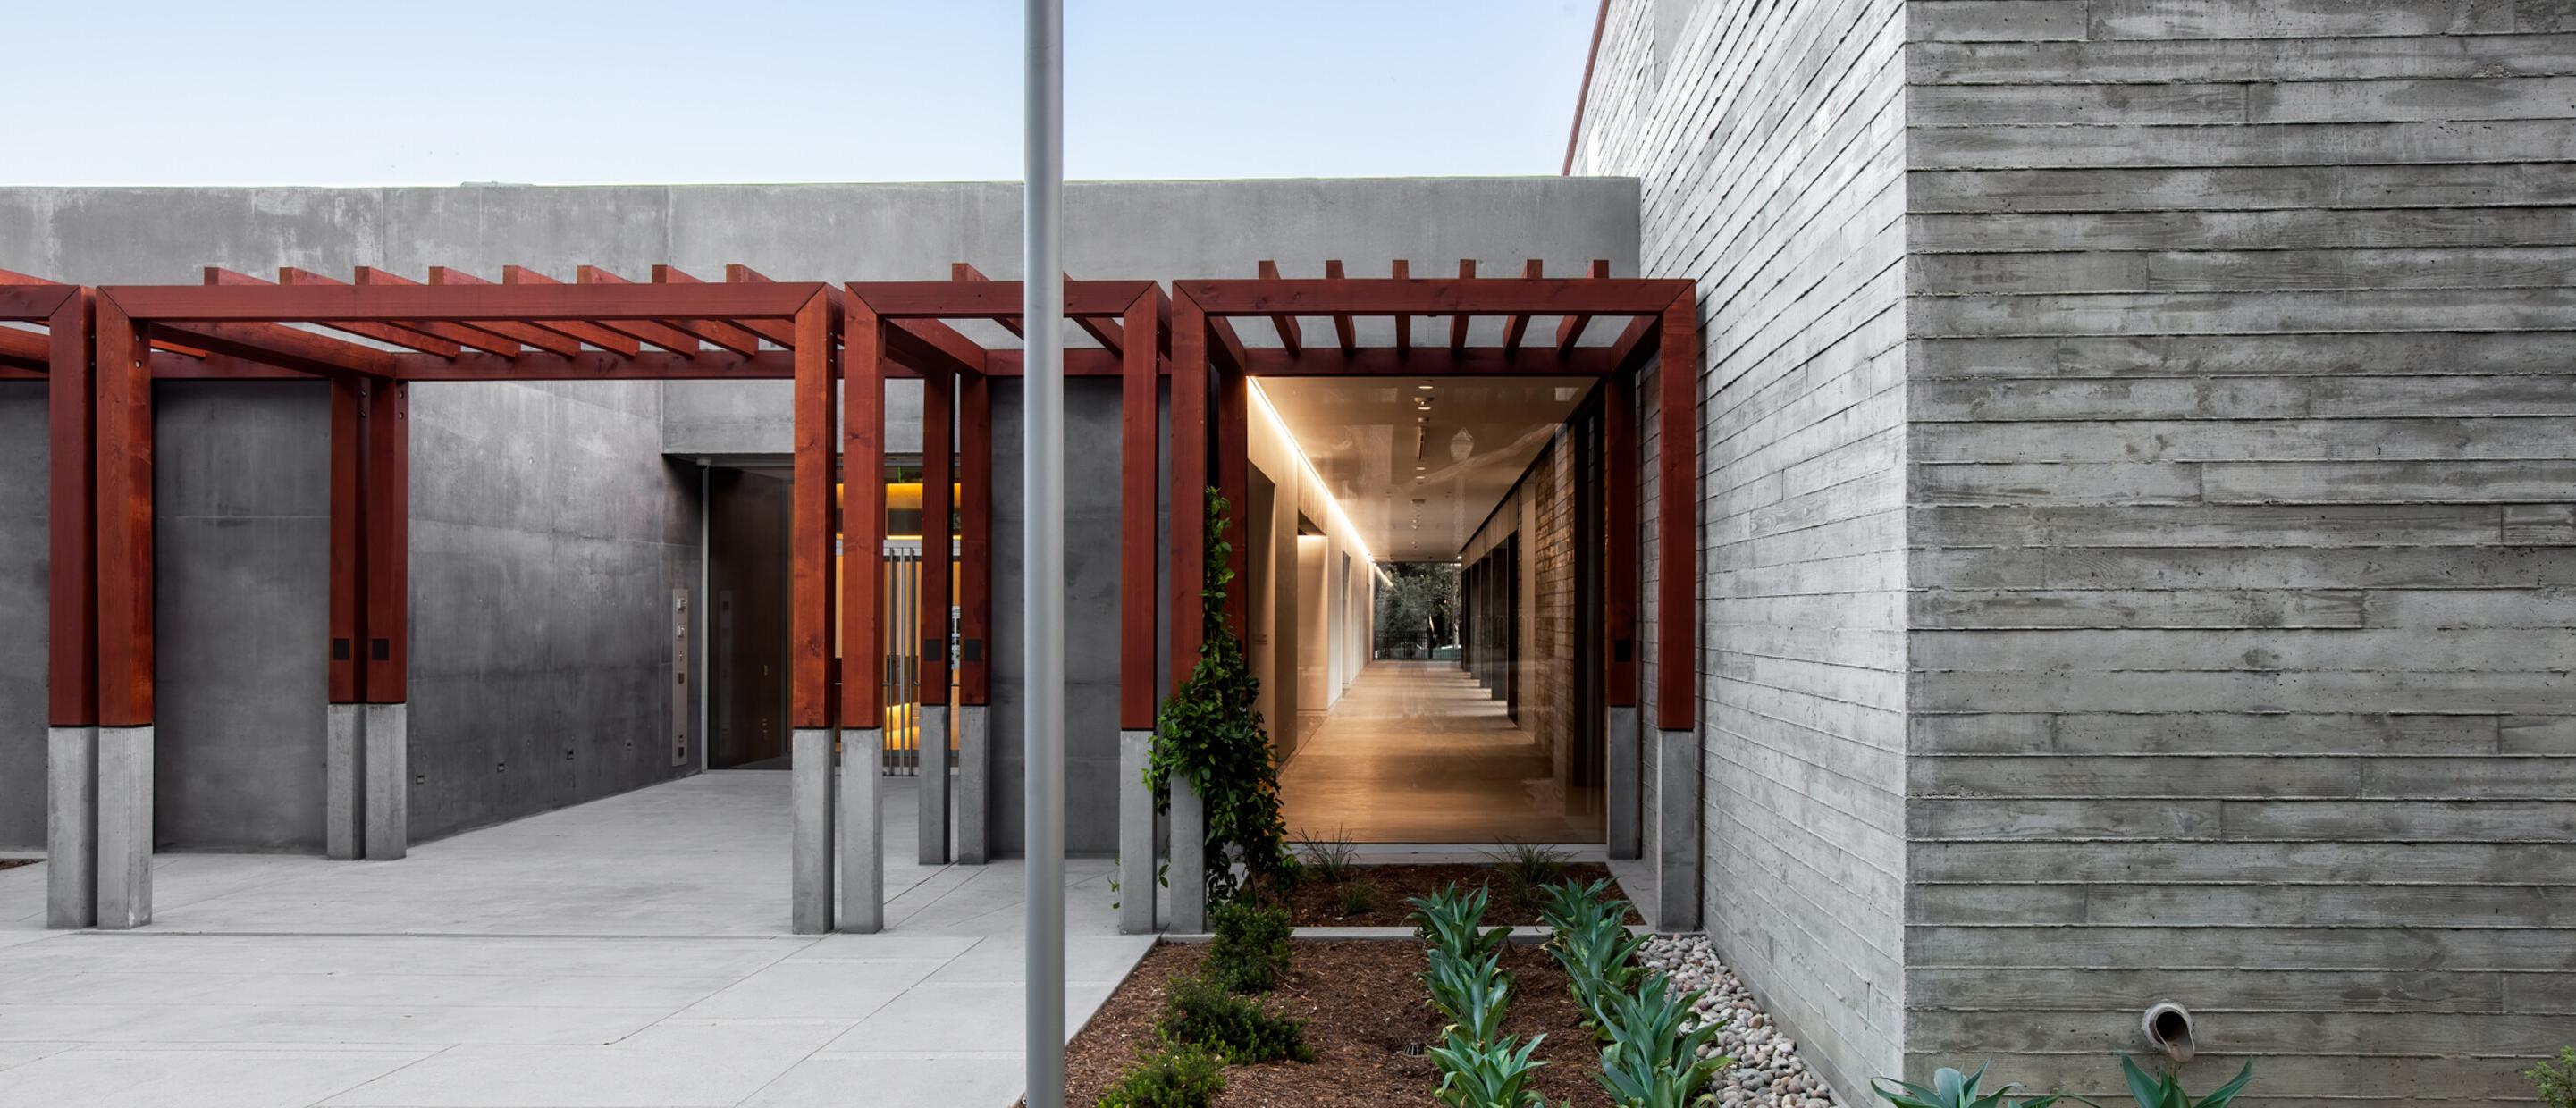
[1257,374,1594,562]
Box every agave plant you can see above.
[1873,1062,2069,1108]
[2116,1057,2254,1108]
[1552,914,1646,1033]
[1536,877,1623,936]
[1428,1028,1554,1108]
[1425,946,1513,1047]
[1598,973,1724,1071]
[1410,882,1512,961]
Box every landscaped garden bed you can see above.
[1271,860,1638,928]
[1063,938,1611,1106]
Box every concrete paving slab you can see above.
[0,774,1150,1107]
[0,1046,432,1108]
[672,959,944,1020]
[320,1020,848,1107]
[735,1054,1025,1108]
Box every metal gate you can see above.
[878,538,960,776]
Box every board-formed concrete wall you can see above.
[1903,2,2576,1099]
[1578,0,2576,1101]
[1574,0,1914,1096]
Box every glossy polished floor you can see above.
[1278,660,1604,843]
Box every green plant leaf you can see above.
[2193,1062,2256,1108]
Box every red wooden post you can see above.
[1216,365,1249,641]
[1605,369,1637,708]
[93,297,153,730]
[838,305,887,735]
[326,380,366,706]
[1118,290,1160,731]
[788,296,838,731]
[46,290,96,729]
[921,369,954,706]
[1654,293,1696,731]
[959,371,993,709]
[362,382,408,705]
[1168,290,1209,682]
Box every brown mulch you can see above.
[1273,863,1638,928]
[0,859,34,872]
[1057,940,1613,1107]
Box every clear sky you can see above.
[11,1,1600,186]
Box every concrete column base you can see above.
[46,726,97,929]
[362,703,408,861]
[1169,776,1206,933]
[1605,705,1641,860]
[838,727,884,933]
[789,727,837,935]
[916,706,950,866]
[1654,727,1700,932]
[96,726,153,929]
[1117,730,1155,934]
[955,704,989,864]
[325,704,365,860]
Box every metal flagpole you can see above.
[1023,0,1066,1104]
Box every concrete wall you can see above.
[1902,4,2576,1100]
[1574,0,1912,1096]
[0,384,46,849]
[0,189,705,852]
[1580,0,2576,1100]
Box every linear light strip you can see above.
[1245,376,1375,567]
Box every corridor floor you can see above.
[1278,660,1604,843]
[0,773,1149,1108]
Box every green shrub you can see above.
[1873,1062,2069,1108]
[1337,880,1379,916]
[2530,1048,2576,1108]
[2114,1057,2254,1108]
[1157,972,1315,1064]
[1429,1028,1554,1108]
[1097,1044,1226,1108]
[1597,972,1728,1079]
[1424,946,1513,1047]
[1205,900,1292,993]
[1410,882,1511,961]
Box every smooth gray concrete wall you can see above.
[0,383,46,849]
[0,196,704,852]
[1575,0,1910,1096]
[153,382,331,851]
[1903,4,2576,1100]
[406,379,700,844]
[989,377,1125,856]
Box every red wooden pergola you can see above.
[16,257,1700,935]
[1146,261,1701,930]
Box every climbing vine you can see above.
[1147,485,1290,906]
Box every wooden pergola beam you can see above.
[356,268,577,357]
[1451,259,1475,352]
[1323,260,1355,356]
[1179,274,1692,316]
[429,267,639,357]
[1391,260,1411,355]
[1501,259,1542,354]
[1554,259,1612,356]
[644,266,776,354]
[950,264,1024,337]
[1254,260,1301,357]
[543,266,711,355]
[283,268,510,356]
[103,281,824,322]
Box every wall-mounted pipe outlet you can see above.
[2142,1001,2195,1062]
